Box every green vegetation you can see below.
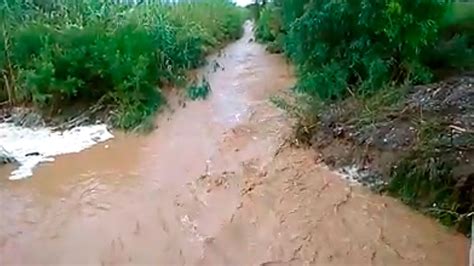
[0,0,244,129]
[258,0,473,234]
[255,0,473,99]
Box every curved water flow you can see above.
[0,22,469,265]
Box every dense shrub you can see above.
[0,0,244,129]
[290,0,446,99]
[422,2,474,71]
[254,0,309,44]
[256,0,473,100]
[255,5,281,43]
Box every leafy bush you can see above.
[256,0,473,100]
[255,5,281,43]
[290,0,446,99]
[422,2,474,71]
[0,0,244,129]
[255,3,291,53]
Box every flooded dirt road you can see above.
[0,22,469,265]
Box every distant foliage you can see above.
[0,0,244,129]
[255,5,281,43]
[256,0,473,100]
[289,0,445,99]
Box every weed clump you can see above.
[187,78,211,100]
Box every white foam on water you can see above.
[0,123,113,180]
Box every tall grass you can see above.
[0,0,245,129]
[255,0,473,100]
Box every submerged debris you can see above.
[187,78,212,100]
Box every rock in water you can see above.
[0,146,17,164]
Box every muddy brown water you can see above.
[0,22,469,265]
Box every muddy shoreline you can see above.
[305,74,474,235]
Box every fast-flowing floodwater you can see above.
[0,22,469,265]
